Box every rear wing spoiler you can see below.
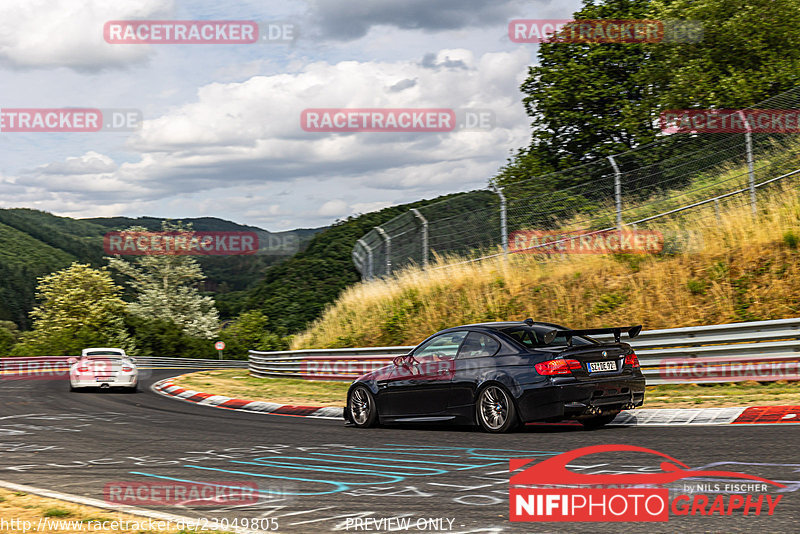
[543,325,642,346]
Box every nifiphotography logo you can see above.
[509,444,784,522]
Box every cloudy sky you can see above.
[0,0,582,230]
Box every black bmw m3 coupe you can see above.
[344,319,645,432]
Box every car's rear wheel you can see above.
[348,385,378,428]
[580,411,619,429]
[476,385,518,433]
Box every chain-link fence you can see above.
[353,86,800,279]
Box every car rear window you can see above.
[85,351,123,356]
[500,326,594,348]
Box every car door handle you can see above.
[377,380,389,388]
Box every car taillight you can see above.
[535,358,582,375]
[625,352,640,368]
[77,365,89,372]
[122,365,133,372]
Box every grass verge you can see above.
[171,371,799,410]
[0,488,230,533]
[172,370,349,407]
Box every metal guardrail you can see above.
[134,357,249,369]
[249,318,800,384]
[0,356,249,370]
[249,346,412,380]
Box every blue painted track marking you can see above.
[129,444,564,497]
[231,457,447,477]
[310,452,500,470]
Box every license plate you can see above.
[95,377,113,382]
[588,361,617,372]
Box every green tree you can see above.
[123,315,217,359]
[12,263,134,356]
[497,0,800,189]
[107,222,220,340]
[649,0,800,109]
[0,320,19,355]
[496,0,657,189]
[219,310,288,359]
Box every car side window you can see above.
[458,332,500,358]
[413,331,467,360]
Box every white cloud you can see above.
[35,151,117,175]
[7,47,533,227]
[317,199,348,216]
[0,0,173,71]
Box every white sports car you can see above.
[68,348,138,391]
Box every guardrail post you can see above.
[738,111,757,216]
[375,227,391,276]
[491,185,508,255]
[607,154,623,229]
[410,208,429,268]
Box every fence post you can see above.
[375,227,391,276]
[491,186,508,254]
[738,111,757,216]
[410,208,429,268]
[357,238,373,280]
[607,154,623,229]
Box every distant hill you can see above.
[0,190,486,336]
[0,209,321,328]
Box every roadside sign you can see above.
[215,341,225,351]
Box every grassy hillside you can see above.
[292,183,800,349]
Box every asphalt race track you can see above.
[1,369,798,533]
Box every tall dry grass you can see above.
[292,185,800,349]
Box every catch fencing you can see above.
[249,317,800,385]
[353,86,800,279]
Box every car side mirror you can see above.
[67,357,78,365]
[392,355,405,366]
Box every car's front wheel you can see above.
[347,385,378,428]
[476,385,518,433]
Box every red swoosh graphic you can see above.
[510,444,785,488]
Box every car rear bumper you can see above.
[516,377,645,422]
[70,376,137,388]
